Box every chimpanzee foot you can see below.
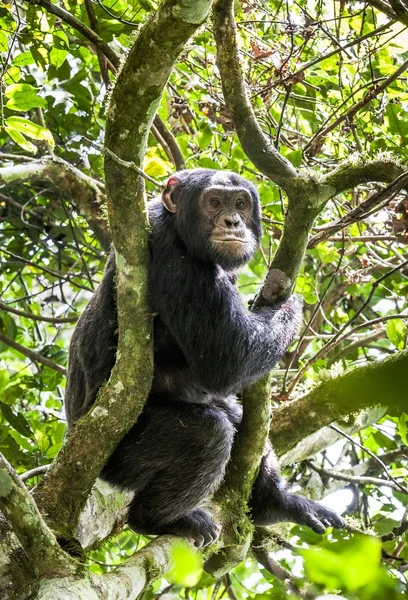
[291,496,345,534]
[165,509,221,548]
[251,491,344,534]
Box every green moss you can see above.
[177,0,212,24]
[0,469,13,497]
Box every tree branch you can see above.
[270,350,408,457]
[33,0,214,538]
[306,57,408,156]
[0,157,110,250]
[212,0,297,187]
[0,332,66,375]
[321,155,408,197]
[0,455,75,579]
[0,301,78,324]
[35,535,181,600]
[34,0,120,69]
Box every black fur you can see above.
[65,169,343,546]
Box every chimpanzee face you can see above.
[200,182,256,264]
[161,169,262,270]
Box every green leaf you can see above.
[167,541,203,587]
[198,124,213,150]
[13,50,35,67]
[5,83,47,112]
[385,318,406,350]
[50,31,69,68]
[398,413,408,446]
[317,244,340,265]
[144,155,171,177]
[5,126,37,153]
[0,30,8,52]
[5,117,54,148]
[0,402,32,437]
[302,535,381,591]
[0,370,10,393]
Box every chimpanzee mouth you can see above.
[212,237,246,244]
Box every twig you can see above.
[309,463,408,494]
[265,20,395,91]
[1,248,94,291]
[20,465,50,482]
[84,138,164,188]
[288,260,408,393]
[0,331,66,375]
[329,424,408,495]
[34,0,120,68]
[309,171,408,247]
[153,115,186,170]
[253,547,314,599]
[0,301,78,324]
[306,56,408,155]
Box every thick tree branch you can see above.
[206,376,271,576]
[321,155,408,195]
[270,350,408,457]
[35,535,181,600]
[279,406,386,466]
[33,0,214,538]
[0,158,110,250]
[0,455,75,579]
[212,0,297,187]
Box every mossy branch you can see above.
[0,454,76,580]
[0,157,110,249]
[33,0,214,537]
[212,0,297,187]
[36,535,180,600]
[270,349,408,457]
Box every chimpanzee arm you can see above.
[151,246,302,394]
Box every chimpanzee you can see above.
[65,169,343,547]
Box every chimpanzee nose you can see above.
[224,215,240,228]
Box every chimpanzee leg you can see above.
[102,397,235,547]
[250,446,344,533]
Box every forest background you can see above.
[0,0,407,599]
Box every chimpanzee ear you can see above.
[162,176,179,213]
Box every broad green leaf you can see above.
[317,243,340,265]
[0,30,8,52]
[50,31,69,68]
[5,83,47,112]
[144,154,171,177]
[0,402,32,437]
[385,318,406,350]
[5,126,37,153]
[398,413,408,446]
[13,50,35,67]
[167,541,203,587]
[285,148,303,167]
[198,124,213,150]
[302,535,381,591]
[5,117,54,148]
[0,370,10,393]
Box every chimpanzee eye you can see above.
[210,197,221,208]
[236,198,247,209]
